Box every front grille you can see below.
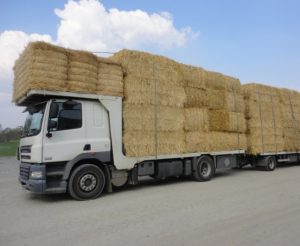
[20,164,30,180]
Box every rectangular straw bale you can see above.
[204,71,242,93]
[67,50,98,92]
[184,87,208,107]
[185,131,247,153]
[123,130,185,157]
[208,110,247,133]
[181,65,206,89]
[243,83,280,97]
[243,83,295,154]
[97,62,124,96]
[279,88,300,106]
[226,93,245,113]
[112,49,184,86]
[185,131,211,152]
[207,89,226,110]
[13,42,68,102]
[184,108,209,131]
[123,104,184,131]
[209,132,247,151]
[283,128,300,150]
[124,78,186,107]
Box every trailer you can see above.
[17,90,300,200]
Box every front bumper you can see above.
[19,176,46,193]
[19,163,67,194]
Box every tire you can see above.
[264,156,276,171]
[68,164,106,200]
[193,156,215,181]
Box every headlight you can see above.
[30,171,43,179]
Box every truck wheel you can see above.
[193,156,215,181]
[264,156,276,171]
[68,164,106,200]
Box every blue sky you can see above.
[0,0,300,128]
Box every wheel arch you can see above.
[63,153,112,181]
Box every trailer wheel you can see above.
[193,156,215,181]
[68,164,106,200]
[264,156,277,171]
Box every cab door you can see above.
[42,100,86,163]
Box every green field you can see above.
[0,141,19,157]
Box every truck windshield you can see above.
[22,102,46,137]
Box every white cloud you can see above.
[54,0,196,51]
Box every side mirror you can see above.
[49,103,59,118]
[46,120,57,138]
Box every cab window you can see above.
[49,101,82,131]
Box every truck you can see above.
[17,89,299,200]
[15,42,300,200]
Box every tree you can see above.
[0,127,23,143]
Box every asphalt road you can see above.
[1,157,300,246]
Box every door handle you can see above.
[84,144,91,151]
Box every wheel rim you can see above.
[79,173,97,192]
[201,162,211,177]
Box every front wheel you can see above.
[193,156,215,181]
[68,164,106,200]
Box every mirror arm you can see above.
[46,128,52,138]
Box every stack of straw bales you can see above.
[243,84,285,154]
[112,50,186,157]
[13,42,68,101]
[183,65,247,153]
[278,89,300,152]
[15,42,300,157]
[244,83,300,154]
[112,50,247,156]
[13,42,123,102]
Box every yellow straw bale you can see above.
[181,65,206,89]
[185,131,211,152]
[184,131,247,153]
[123,130,185,157]
[123,104,184,131]
[184,108,209,131]
[205,71,241,92]
[112,49,184,86]
[208,110,247,133]
[184,87,208,107]
[207,89,226,110]
[209,132,247,151]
